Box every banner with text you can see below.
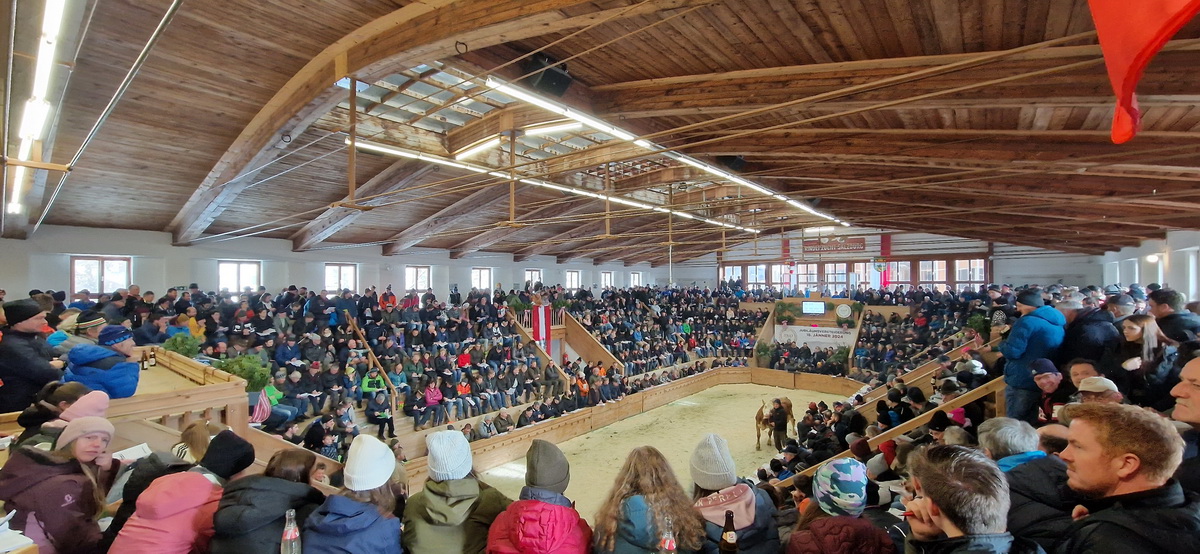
[773,325,857,350]
[802,236,866,253]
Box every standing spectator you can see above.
[1030,359,1073,425]
[0,416,116,554]
[210,449,326,553]
[1149,288,1200,343]
[403,430,511,553]
[593,446,705,554]
[1055,403,1200,553]
[770,398,790,452]
[787,458,893,554]
[304,435,402,553]
[986,288,1065,425]
[1170,357,1200,494]
[691,433,779,554]
[1054,293,1120,368]
[1104,314,1179,410]
[903,445,1041,553]
[488,440,592,553]
[0,299,65,412]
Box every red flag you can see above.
[532,305,551,358]
[1088,0,1200,143]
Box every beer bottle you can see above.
[140,350,149,371]
[719,509,738,553]
[149,350,157,367]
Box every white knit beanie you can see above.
[690,433,737,491]
[427,430,473,481]
[343,435,396,491]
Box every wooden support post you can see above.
[605,163,612,236]
[348,79,357,202]
[508,131,516,223]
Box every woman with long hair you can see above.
[305,435,402,553]
[593,446,705,554]
[1104,314,1180,410]
[171,420,225,463]
[211,449,326,553]
[0,416,116,553]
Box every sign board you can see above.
[801,237,866,253]
[773,325,857,350]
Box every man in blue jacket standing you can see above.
[985,288,1065,425]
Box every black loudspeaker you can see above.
[520,53,573,97]
[716,155,746,172]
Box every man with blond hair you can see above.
[1055,403,1200,553]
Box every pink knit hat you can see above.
[60,391,110,421]
[57,416,114,448]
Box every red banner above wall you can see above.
[802,236,866,252]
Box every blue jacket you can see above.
[63,344,140,398]
[999,306,1065,391]
[595,495,700,554]
[275,343,302,366]
[303,495,402,554]
[133,325,169,346]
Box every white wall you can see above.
[1100,230,1200,301]
[0,225,672,300]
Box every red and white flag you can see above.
[532,305,552,358]
[1088,0,1200,143]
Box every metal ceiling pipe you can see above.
[32,0,183,234]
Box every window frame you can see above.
[629,271,642,287]
[565,270,581,292]
[404,265,431,291]
[325,263,358,295]
[599,271,614,288]
[524,269,543,287]
[470,267,493,291]
[70,255,131,297]
[217,260,262,293]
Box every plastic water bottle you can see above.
[281,509,301,554]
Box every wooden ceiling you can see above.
[6,0,1200,264]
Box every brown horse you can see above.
[754,396,795,450]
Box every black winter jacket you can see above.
[0,329,63,413]
[907,533,1045,554]
[1159,311,1200,343]
[1054,308,1120,367]
[1053,480,1200,554]
[210,474,325,554]
[1006,455,1080,551]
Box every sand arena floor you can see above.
[479,383,845,521]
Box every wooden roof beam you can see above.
[382,181,518,255]
[512,219,609,262]
[448,196,593,258]
[291,159,436,251]
[169,0,693,245]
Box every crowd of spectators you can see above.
[3,280,1200,553]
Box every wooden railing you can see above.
[507,312,571,384]
[515,307,566,329]
[785,375,1007,483]
[561,311,620,367]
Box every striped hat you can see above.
[813,458,868,517]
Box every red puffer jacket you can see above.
[487,498,593,554]
[787,515,895,554]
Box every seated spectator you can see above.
[0,299,65,413]
[172,420,224,463]
[1055,403,1200,553]
[593,446,705,554]
[17,390,109,450]
[904,444,1041,553]
[211,449,326,553]
[133,312,170,345]
[787,458,893,554]
[304,435,402,553]
[51,309,106,352]
[690,433,779,553]
[367,391,396,440]
[404,430,511,553]
[1077,376,1123,404]
[14,380,91,444]
[63,324,141,399]
[488,440,592,553]
[978,417,1078,550]
[0,416,116,554]
[111,430,257,553]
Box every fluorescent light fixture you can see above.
[41,0,67,40]
[633,139,655,150]
[454,137,500,160]
[5,202,22,215]
[839,221,851,227]
[804,226,835,233]
[486,78,567,116]
[19,100,51,140]
[674,211,694,219]
[524,122,582,136]
[348,139,420,159]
